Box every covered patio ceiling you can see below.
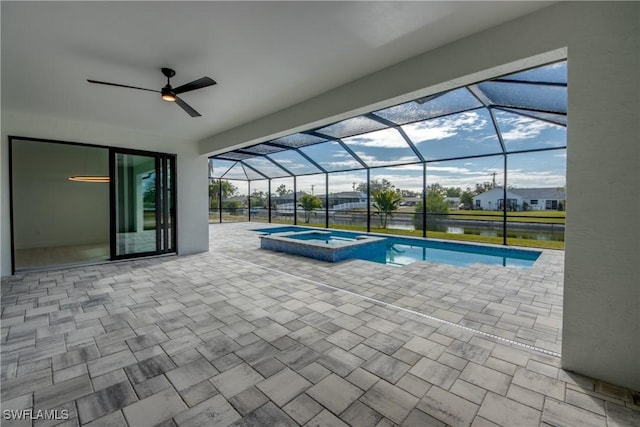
[210,61,567,181]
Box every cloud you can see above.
[272,158,292,164]
[498,114,561,140]
[317,149,363,169]
[343,129,413,148]
[349,152,423,167]
[384,164,424,171]
[324,160,362,169]
[402,111,488,142]
[505,169,566,188]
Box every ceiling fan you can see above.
[87,68,216,117]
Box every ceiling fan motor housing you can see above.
[161,85,176,102]
[161,68,177,101]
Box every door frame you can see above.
[109,147,178,261]
[8,136,178,273]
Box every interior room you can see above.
[1,2,638,426]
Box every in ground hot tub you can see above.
[259,230,387,263]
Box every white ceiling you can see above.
[1,1,552,142]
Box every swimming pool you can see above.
[254,226,541,268]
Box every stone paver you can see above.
[33,373,93,410]
[541,398,607,427]
[174,394,241,427]
[477,392,541,426]
[361,380,419,424]
[282,394,323,424]
[459,362,511,395]
[341,400,384,427]
[257,368,312,407]
[210,363,264,399]
[165,357,218,391]
[229,402,297,426]
[306,373,363,415]
[418,386,479,426]
[122,387,187,427]
[76,381,138,424]
[362,352,411,384]
[1,222,636,427]
[409,357,460,389]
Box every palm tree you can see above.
[372,189,403,228]
[299,194,322,223]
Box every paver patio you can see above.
[1,222,638,426]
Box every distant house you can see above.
[271,191,307,204]
[272,191,368,213]
[324,192,367,208]
[473,187,566,211]
[400,196,421,207]
[445,196,461,208]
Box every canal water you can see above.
[329,218,565,242]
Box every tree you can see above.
[460,190,474,209]
[414,185,449,230]
[275,184,291,197]
[299,194,322,223]
[209,180,238,210]
[355,178,394,194]
[426,190,450,214]
[372,189,403,228]
[446,187,462,197]
[142,172,156,208]
[223,199,241,215]
[399,188,420,197]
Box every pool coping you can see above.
[259,230,387,263]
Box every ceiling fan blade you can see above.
[173,77,216,95]
[87,79,159,93]
[175,96,201,117]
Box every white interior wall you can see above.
[200,2,640,390]
[1,110,209,275]
[12,141,109,249]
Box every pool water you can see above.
[287,232,357,245]
[254,226,541,268]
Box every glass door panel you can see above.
[164,157,176,252]
[114,153,158,256]
[112,151,176,259]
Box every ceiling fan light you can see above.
[161,86,176,102]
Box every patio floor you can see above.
[1,222,638,426]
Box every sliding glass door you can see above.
[112,150,176,259]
